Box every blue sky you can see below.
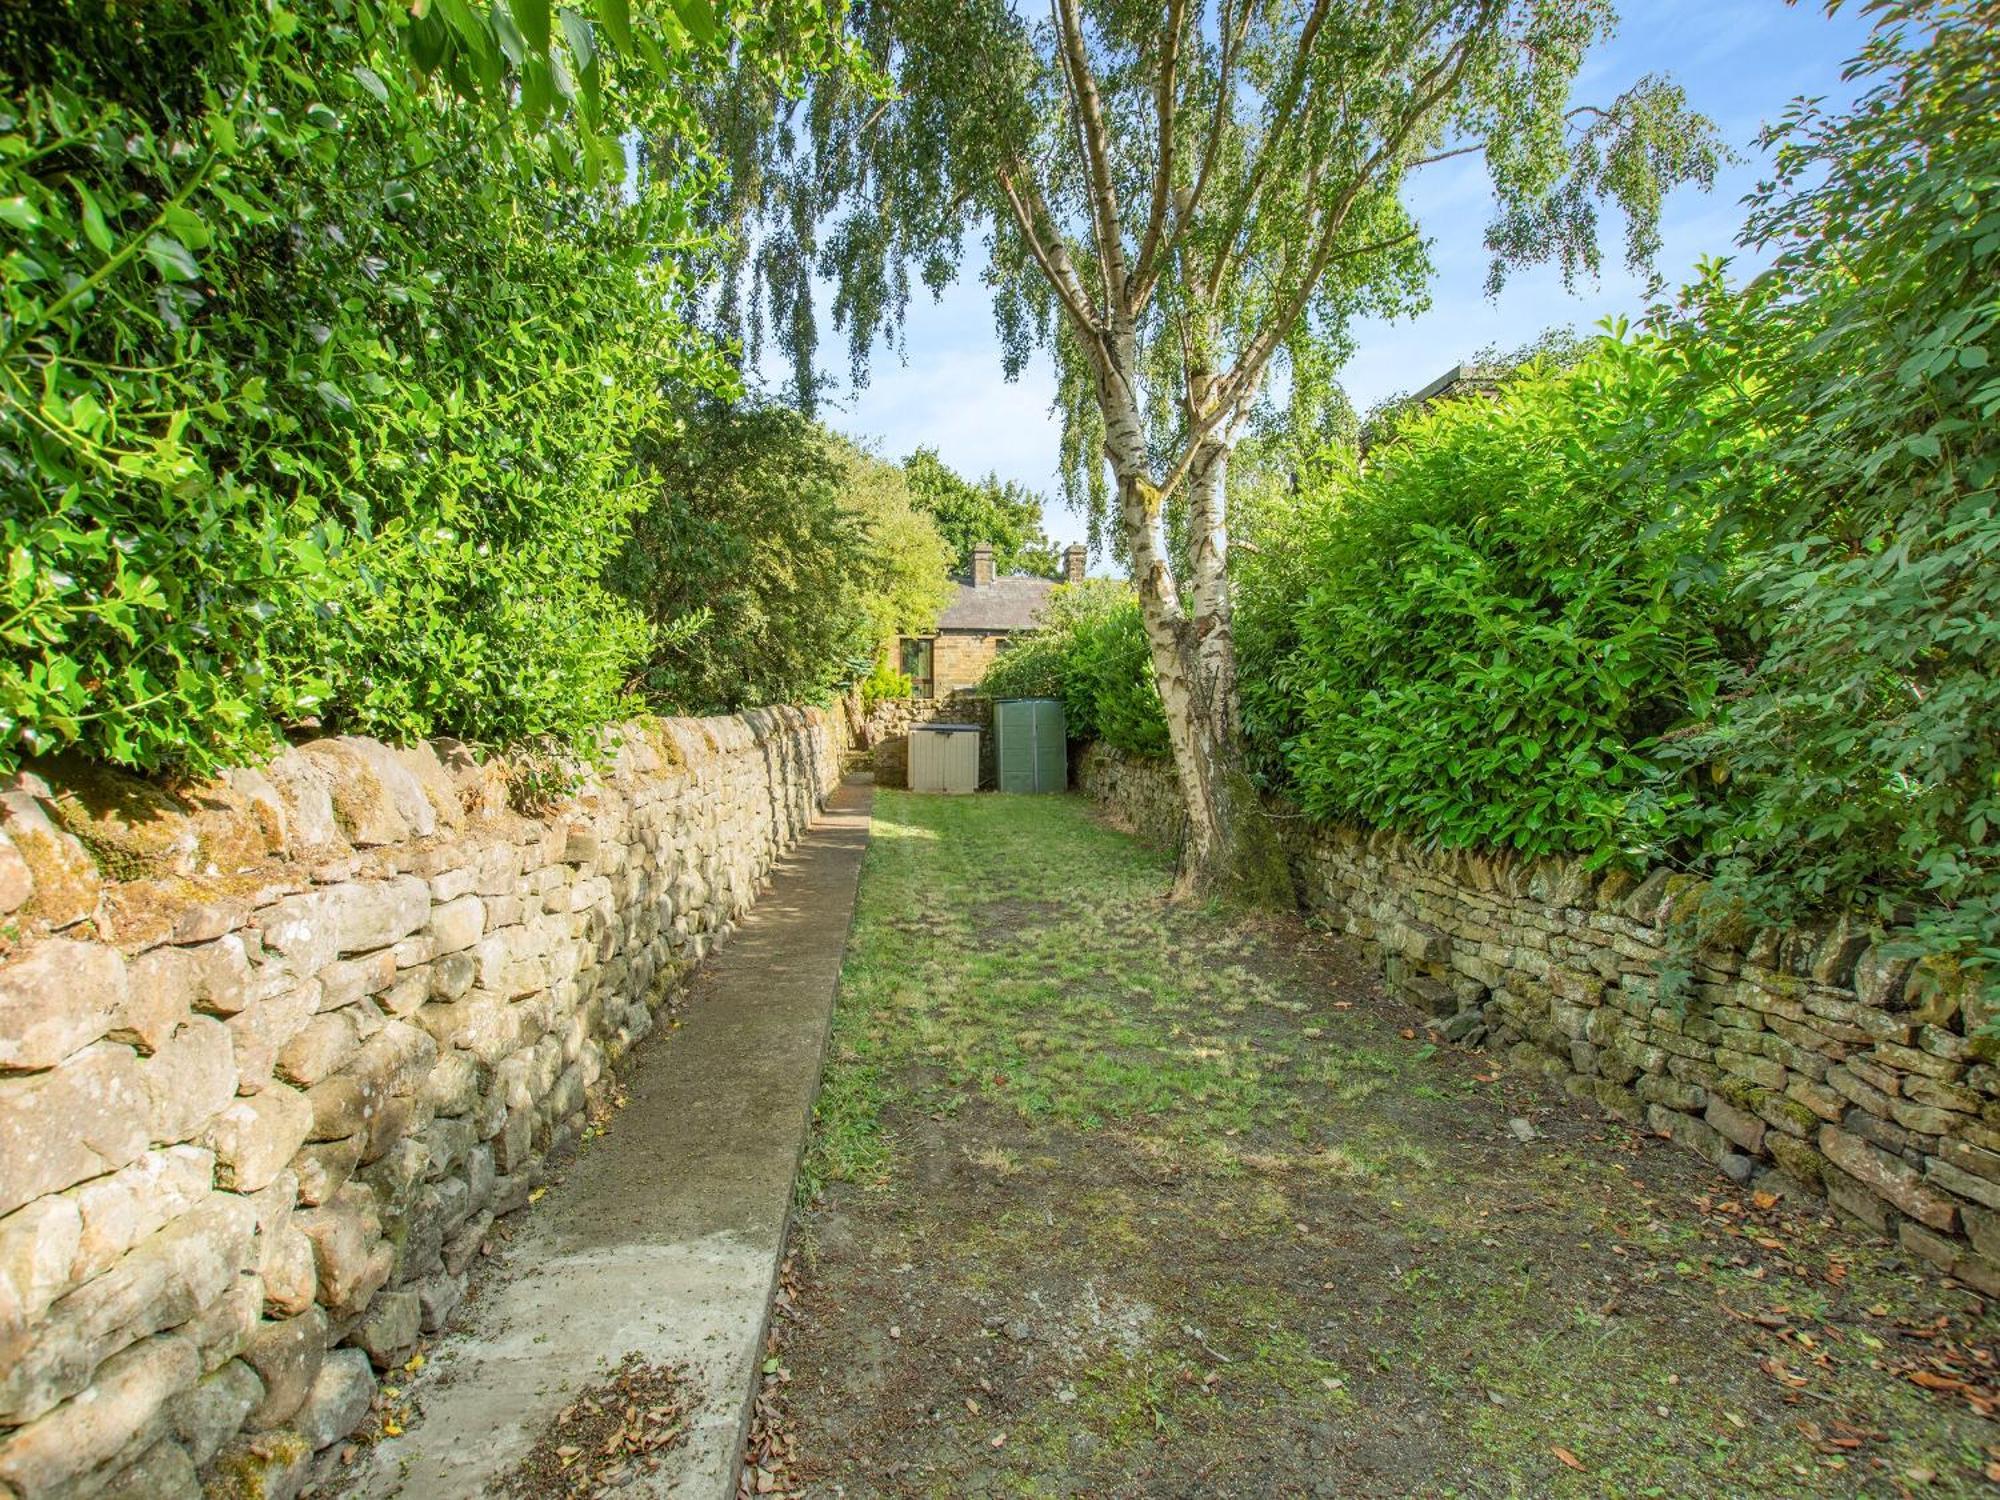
[777,2,1876,547]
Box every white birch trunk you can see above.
[1095,356,1283,899]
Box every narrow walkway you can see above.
[347,776,872,1500]
[753,791,1995,1498]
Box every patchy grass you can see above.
[770,791,1996,1498]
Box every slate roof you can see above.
[934,573,1058,633]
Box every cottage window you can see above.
[900,637,935,698]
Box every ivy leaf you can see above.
[74,182,113,254]
[142,232,200,281]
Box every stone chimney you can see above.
[971,542,995,588]
[1064,543,1087,586]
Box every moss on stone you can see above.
[203,1430,310,1500]
[44,757,197,881]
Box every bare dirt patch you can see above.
[761,792,1997,1497]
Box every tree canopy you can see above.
[901,447,1059,578]
[611,401,952,712]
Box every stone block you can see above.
[0,1332,198,1498]
[205,1087,314,1195]
[260,1223,317,1319]
[227,983,319,1095]
[140,1016,238,1145]
[0,939,127,1072]
[1819,1124,1958,1232]
[184,1272,260,1371]
[1967,1204,2000,1263]
[291,1136,363,1208]
[1766,1132,1825,1194]
[1851,946,1913,1008]
[375,967,431,1018]
[293,1347,374,1452]
[187,934,256,1017]
[1754,1090,1823,1140]
[0,1043,148,1217]
[1903,1073,1982,1115]
[0,825,31,914]
[352,1287,420,1369]
[1826,1064,1893,1117]
[415,1272,463,1333]
[167,1358,262,1465]
[295,1186,381,1316]
[0,1193,258,1423]
[0,1196,80,1327]
[1822,1165,1896,1233]
[314,951,398,1014]
[1842,1106,1912,1156]
[1705,1096,1766,1154]
[69,1145,215,1283]
[206,1428,313,1500]
[241,1307,328,1430]
[430,950,476,1003]
[96,1435,201,1499]
[0,788,100,928]
[443,1211,492,1277]
[429,894,486,955]
[1939,1136,2000,1183]
[274,1011,362,1089]
[115,945,199,1057]
[1888,1099,1964,1137]
[1648,1105,1728,1165]
[297,739,426,847]
[0,1200,256,1424]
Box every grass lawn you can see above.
[753,790,1996,1498]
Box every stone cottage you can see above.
[896,542,1087,698]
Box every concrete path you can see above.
[345,776,872,1500]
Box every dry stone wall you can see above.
[0,708,842,1499]
[1078,745,2000,1296]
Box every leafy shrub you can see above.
[1235,335,1747,859]
[1655,5,2000,988]
[982,581,1168,757]
[612,400,952,712]
[860,656,912,710]
[0,3,824,773]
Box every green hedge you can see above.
[0,4,757,773]
[1237,336,1748,859]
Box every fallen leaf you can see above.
[1752,1190,1778,1210]
[1552,1446,1585,1471]
[1908,1370,1969,1393]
